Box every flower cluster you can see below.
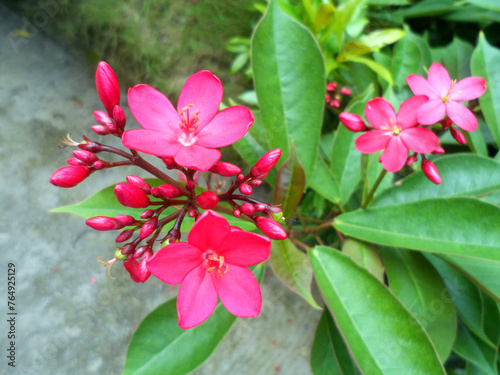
[339,63,486,184]
[50,62,287,328]
[325,81,351,108]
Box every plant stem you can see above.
[361,169,388,209]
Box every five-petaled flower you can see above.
[353,96,439,173]
[406,62,486,131]
[147,210,271,329]
[121,71,254,171]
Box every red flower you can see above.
[147,210,271,329]
[122,71,254,171]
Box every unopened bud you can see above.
[73,150,98,164]
[254,203,266,212]
[237,174,245,182]
[340,87,351,96]
[251,149,282,178]
[239,183,253,195]
[339,113,367,132]
[162,156,177,169]
[50,166,90,188]
[91,125,110,136]
[67,157,89,166]
[86,216,121,231]
[94,110,114,126]
[407,153,418,166]
[120,242,137,255]
[95,61,120,114]
[209,161,241,177]
[140,209,155,219]
[255,216,287,240]
[249,179,262,187]
[327,82,337,91]
[114,215,136,226]
[94,161,110,170]
[233,208,241,218]
[196,191,219,209]
[112,105,126,129]
[126,175,151,194]
[188,208,197,218]
[186,181,195,191]
[325,94,331,103]
[240,203,255,215]
[450,127,466,145]
[116,229,134,243]
[158,184,183,198]
[330,100,341,108]
[124,257,151,283]
[421,159,442,185]
[114,183,150,208]
[150,187,161,198]
[78,136,102,153]
[131,245,149,260]
[431,147,445,155]
[140,217,158,239]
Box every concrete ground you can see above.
[0,3,320,374]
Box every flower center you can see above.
[203,250,229,278]
[178,104,200,147]
[392,127,401,135]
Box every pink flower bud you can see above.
[186,181,195,191]
[240,203,255,215]
[116,229,134,243]
[66,157,89,166]
[91,125,110,136]
[330,99,341,108]
[255,216,287,240]
[406,153,418,166]
[131,245,150,260]
[94,110,114,126]
[120,242,137,255]
[140,217,158,239]
[158,184,183,198]
[78,136,102,153]
[209,161,241,177]
[422,159,442,185]
[339,113,367,132]
[50,166,90,188]
[188,209,197,218]
[266,205,283,214]
[239,183,253,195]
[114,183,150,208]
[196,191,219,209]
[112,105,126,129]
[431,147,445,155]
[126,175,151,194]
[73,150,98,164]
[95,61,120,114]
[86,216,121,231]
[141,209,155,219]
[114,215,136,226]
[237,174,245,182]
[254,203,266,212]
[325,93,331,103]
[340,87,351,96]
[327,82,337,91]
[450,126,466,145]
[249,179,262,187]
[162,156,177,169]
[251,149,282,178]
[93,161,108,170]
[124,258,151,283]
[233,208,241,218]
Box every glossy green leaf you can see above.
[309,157,341,204]
[314,3,335,33]
[465,0,500,11]
[310,246,446,374]
[373,154,500,207]
[380,248,456,361]
[252,0,325,184]
[310,308,360,375]
[274,142,306,218]
[358,28,405,51]
[397,0,455,18]
[346,55,393,85]
[471,33,500,148]
[270,238,320,309]
[123,264,265,375]
[342,239,385,282]
[335,197,500,261]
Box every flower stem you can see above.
[361,169,388,209]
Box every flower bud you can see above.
[450,126,466,145]
[254,203,266,212]
[162,156,177,169]
[140,217,158,239]
[86,216,121,231]
[91,125,110,136]
[95,61,120,114]
[116,229,134,243]
[140,209,155,219]
[422,159,442,185]
[196,191,219,209]
[233,208,241,218]
[327,82,337,91]
[120,242,137,255]
[188,209,197,218]
[94,110,114,126]
[158,184,183,198]
[431,147,445,155]
[67,157,89,166]
[112,105,126,129]
[250,149,282,178]
[406,153,418,166]
[209,162,241,177]
[255,216,287,240]
[150,187,162,198]
[78,136,102,153]
[240,203,255,216]
[239,183,252,195]
[249,179,262,187]
[50,166,90,188]
[93,161,108,170]
[114,214,136,226]
[237,174,245,182]
[126,175,151,194]
[325,94,331,103]
[186,181,195,191]
[340,87,351,96]
[330,99,341,108]
[73,150,98,164]
[131,245,149,260]
[339,113,367,132]
[114,183,150,208]
[124,258,151,283]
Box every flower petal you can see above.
[396,95,428,129]
[177,265,218,329]
[428,62,451,95]
[196,106,253,148]
[400,127,440,154]
[177,71,223,132]
[364,98,396,129]
[174,144,221,171]
[213,265,261,318]
[128,84,180,136]
[406,74,440,99]
[445,101,478,131]
[147,242,203,284]
[417,100,446,125]
[355,130,392,154]
[122,129,183,157]
[449,77,487,101]
[381,136,408,173]
[188,210,230,252]
[216,229,271,266]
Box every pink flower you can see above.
[147,210,271,329]
[122,71,254,171]
[355,96,439,173]
[406,62,486,131]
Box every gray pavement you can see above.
[0,3,319,375]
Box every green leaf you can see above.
[273,142,306,218]
[373,154,500,207]
[309,246,446,374]
[309,158,341,204]
[345,55,393,85]
[471,32,500,148]
[270,238,320,309]
[465,0,500,11]
[380,248,457,361]
[314,3,335,33]
[397,0,456,18]
[358,28,405,51]
[334,197,500,261]
[252,0,325,184]
[123,264,265,375]
[310,309,360,375]
[342,239,385,282]
[431,37,474,80]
